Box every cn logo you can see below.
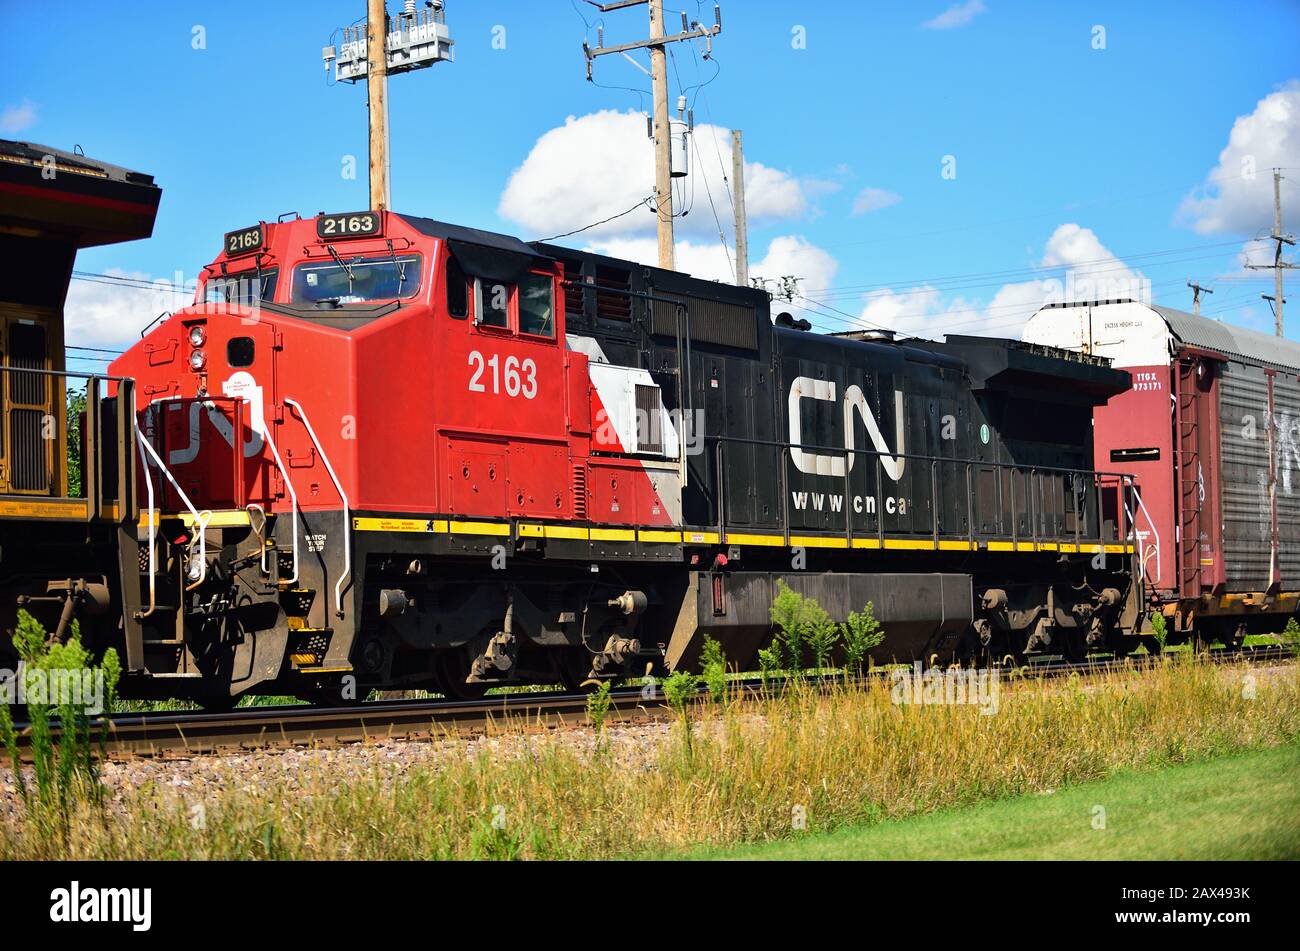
[167,371,266,465]
[787,376,906,481]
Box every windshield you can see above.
[203,268,278,307]
[291,254,422,305]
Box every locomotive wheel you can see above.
[297,681,364,707]
[435,646,489,701]
[558,648,598,693]
[196,694,240,713]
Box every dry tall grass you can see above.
[2,657,1296,859]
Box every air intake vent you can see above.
[572,465,588,520]
[634,384,663,454]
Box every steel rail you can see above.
[8,646,1294,762]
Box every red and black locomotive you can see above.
[100,209,1141,704]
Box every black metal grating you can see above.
[651,294,758,350]
[9,408,48,491]
[634,384,662,454]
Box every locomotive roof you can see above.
[1151,303,1300,372]
[397,214,546,260]
[0,138,160,247]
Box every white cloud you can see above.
[64,270,193,351]
[851,187,901,215]
[1178,81,1300,235]
[922,1,987,30]
[498,109,814,241]
[852,223,1145,340]
[0,99,37,134]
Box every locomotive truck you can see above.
[98,209,1143,705]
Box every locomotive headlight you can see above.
[189,349,207,371]
[188,325,207,347]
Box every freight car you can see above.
[101,210,1141,705]
[0,138,159,671]
[1024,299,1300,648]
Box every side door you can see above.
[442,261,570,519]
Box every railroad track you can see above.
[9,645,1295,762]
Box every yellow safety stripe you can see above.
[139,510,252,528]
[347,515,1133,555]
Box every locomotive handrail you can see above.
[259,413,300,586]
[709,431,1133,549]
[283,397,350,619]
[135,399,214,605]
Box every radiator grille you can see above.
[651,294,757,350]
[9,408,48,491]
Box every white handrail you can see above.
[1125,477,1162,586]
[132,410,159,619]
[137,399,212,587]
[284,397,351,618]
[260,419,300,585]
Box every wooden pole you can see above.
[367,0,390,210]
[732,129,748,286]
[649,0,674,270]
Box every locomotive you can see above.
[100,209,1142,705]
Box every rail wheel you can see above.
[434,645,489,701]
[558,647,598,693]
[297,680,363,707]
[196,694,240,713]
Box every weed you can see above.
[586,679,612,732]
[700,636,728,703]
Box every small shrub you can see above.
[662,670,699,713]
[0,610,120,845]
[585,679,612,732]
[700,636,728,703]
[1283,616,1300,650]
[1150,611,1168,651]
[842,601,885,673]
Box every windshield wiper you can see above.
[386,239,406,298]
[324,243,355,293]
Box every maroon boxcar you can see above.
[1025,299,1300,646]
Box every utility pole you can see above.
[583,2,722,270]
[1187,280,1213,316]
[1246,169,1297,336]
[366,0,390,210]
[323,1,454,210]
[648,0,673,269]
[732,129,748,287]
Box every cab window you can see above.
[204,268,278,307]
[292,254,421,305]
[474,278,510,329]
[518,273,554,338]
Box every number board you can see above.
[224,224,264,257]
[317,211,382,240]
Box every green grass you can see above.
[690,742,1300,860]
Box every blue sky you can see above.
[2,0,1298,367]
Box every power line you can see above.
[532,196,655,243]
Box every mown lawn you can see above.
[689,742,1300,860]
